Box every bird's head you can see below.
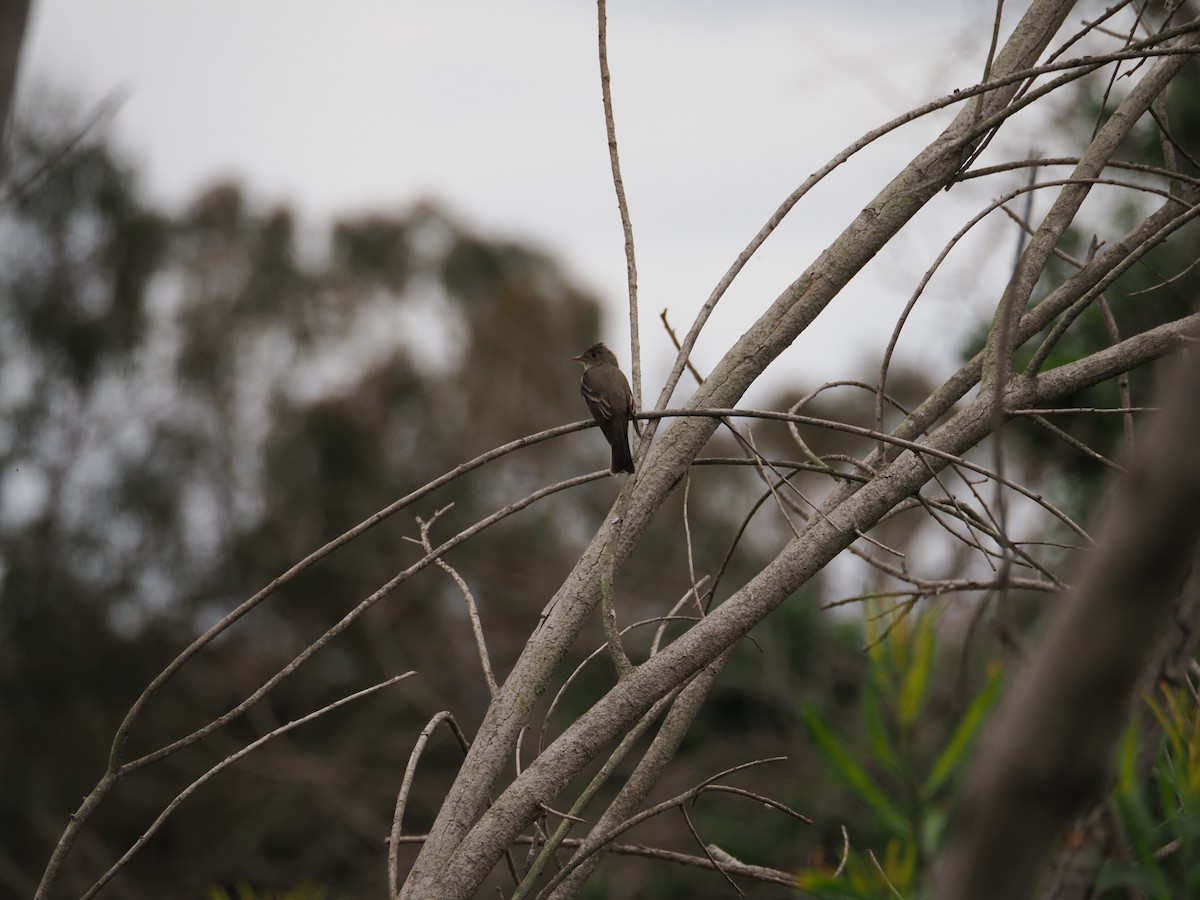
[572,342,618,370]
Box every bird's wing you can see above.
[581,375,616,424]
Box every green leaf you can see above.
[1096,860,1174,896]
[881,837,918,893]
[898,615,936,727]
[862,676,901,776]
[1110,721,1167,872]
[1116,715,1140,794]
[923,670,1002,799]
[802,704,910,838]
[792,872,879,900]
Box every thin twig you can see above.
[391,833,798,887]
[834,825,851,878]
[540,803,587,826]
[960,154,1200,188]
[1008,407,1158,414]
[1029,414,1124,471]
[682,473,705,616]
[533,757,801,898]
[597,0,641,411]
[1097,294,1136,456]
[540,613,699,756]
[408,507,498,697]
[702,484,782,615]
[682,806,744,897]
[2,88,129,204]
[86,673,415,900]
[640,407,1094,540]
[821,577,1057,611]
[651,585,708,656]
[599,524,633,678]
[868,848,905,899]
[125,470,604,776]
[515,724,528,778]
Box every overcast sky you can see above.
[18,0,1045,402]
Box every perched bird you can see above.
[572,342,642,474]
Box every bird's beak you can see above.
[571,354,583,362]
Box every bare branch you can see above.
[682,806,744,897]
[392,833,799,888]
[1027,414,1124,471]
[596,0,641,409]
[598,527,633,679]
[536,758,795,899]
[410,508,499,698]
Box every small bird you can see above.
[572,342,642,475]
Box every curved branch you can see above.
[388,711,471,898]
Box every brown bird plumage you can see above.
[572,342,641,474]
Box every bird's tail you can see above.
[611,429,635,475]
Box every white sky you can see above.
[17,0,1053,404]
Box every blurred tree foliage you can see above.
[0,110,877,898]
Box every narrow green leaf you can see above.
[1116,716,1140,794]
[883,837,918,893]
[862,676,901,775]
[923,671,1002,799]
[1109,726,1163,877]
[898,615,936,727]
[802,704,910,838]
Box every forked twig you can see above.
[405,505,498,697]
